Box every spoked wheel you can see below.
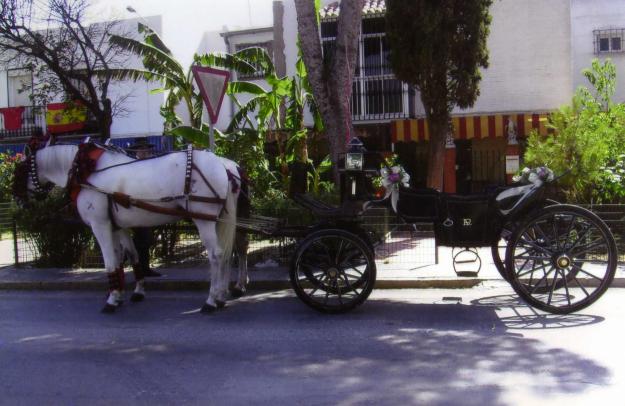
[290,229,376,313]
[505,204,617,314]
[492,199,558,281]
[492,223,516,281]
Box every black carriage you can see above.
[279,146,618,315]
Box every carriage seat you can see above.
[293,193,360,219]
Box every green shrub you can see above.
[524,59,625,203]
[14,189,92,267]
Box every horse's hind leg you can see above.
[194,220,227,313]
[231,230,249,299]
[117,230,146,303]
[91,223,125,313]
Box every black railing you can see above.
[594,29,625,54]
[351,75,411,121]
[0,106,46,139]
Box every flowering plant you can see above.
[0,152,23,202]
[512,166,554,185]
[380,165,410,211]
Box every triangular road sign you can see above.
[192,66,230,124]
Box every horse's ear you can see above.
[83,136,91,144]
[48,135,56,146]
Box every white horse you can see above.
[17,141,248,314]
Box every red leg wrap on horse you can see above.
[132,263,144,282]
[107,271,123,292]
[116,266,125,288]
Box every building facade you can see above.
[279,0,625,193]
[1,0,623,192]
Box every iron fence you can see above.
[580,204,625,262]
[0,106,46,139]
[7,205,625,269]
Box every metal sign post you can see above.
[191,66,230,150]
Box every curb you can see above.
[1,278,624,291]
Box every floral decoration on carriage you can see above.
[512,166,555,184]
[380,165,410,211]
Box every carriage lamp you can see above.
[345,137,365,171]
[342,137,367,200]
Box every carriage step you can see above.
[455,271,479,277]
[455,259,478,264]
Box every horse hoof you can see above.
[101,303,118,314]
[230,287,245,299]
[130,293,145,303]
[201,303,217,314]
[215,300,226,309]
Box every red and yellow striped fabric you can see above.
[391,113,552,143]
[46,102,87,134]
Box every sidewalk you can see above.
[1,245,624,291]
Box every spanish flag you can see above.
[46,102,87,134]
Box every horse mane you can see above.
[12,159,30,204]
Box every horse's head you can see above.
[12,137,54,207]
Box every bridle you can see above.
[13,144,54,206]
[26,151,51,196]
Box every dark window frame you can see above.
[594,29,625,54]
[234,41,274,80]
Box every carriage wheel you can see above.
[492,223,516,281]
[505,204,617,314]
[290,229,376,313]
[491,199,558,281]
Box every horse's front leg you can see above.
[117,229,146,303]
[91,223,125,313]
[231,230,249,299]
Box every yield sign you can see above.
[192,66,230,124]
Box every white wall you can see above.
[0,70,8,108]
[453,0,573,115]
[571,0,625,102]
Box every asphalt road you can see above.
[1,284,624,405]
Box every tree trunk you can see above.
[294,0,364,184]
[425,113,448,191]
[97,98,113,140]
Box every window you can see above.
[321,17,409,121]
[594,29,625,54]
[7,70,33,107]
[234,41,274,79]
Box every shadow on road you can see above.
[0,290,611,405]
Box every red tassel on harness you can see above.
[69,144,105,205]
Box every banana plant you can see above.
[108,23,260,130]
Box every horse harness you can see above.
[67,143,236,225]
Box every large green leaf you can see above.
[137,23,172,55]
[194,53,257,76]
[99,68,164,83]
[169,126,209,148]
[109,34,185,81]
[227,96,264,132]
[228,81,267,96]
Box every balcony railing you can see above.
[350,75,412,122]
[0,106,46,139]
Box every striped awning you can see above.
[391,113,552,143]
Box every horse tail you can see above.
[216,169,239,271]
